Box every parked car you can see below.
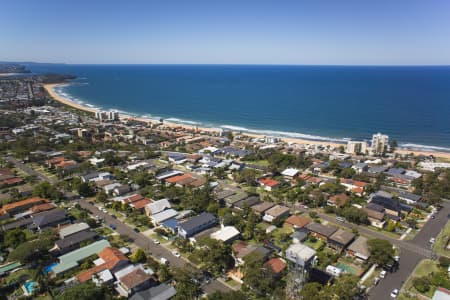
[390,289,399,298]
[109,224,116,230]
[430,237,436,244]
[336,216,346,222]
[173,252,180,258]
[153,239,160,245]
[133,227,140,233]
[379,270,387,278]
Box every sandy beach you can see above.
[43,83,450,159]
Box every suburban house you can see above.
[145,199,171,216]
[258,178,281,191]
[112,184,131,197]
[210,226,240,243]
[346,236,370,261]
[262,205,290,223]
[368,191,412,217]
[129,283,177,300]
[76,247,130,283]
[116,268,155,297]
[178,212,217,238]
[306,223,338,241]
[251,202,275,215]
[81,172,114,183]
[59,222,90,239]
[51,239,111,276]
[51,230,98,255]
[340,178,368,195]
[281,168,300,180]
[352,163,369,174]
[232,241,271,266]
[285,243,316,268]
[364,203,387,228]
[31,209,69,231]
[328,229,355,251]
[151,209,179,225]
[327,193,350,208]
[284,215,311,229]
[233,196,261,211]
[0,197,48,216]
[264,258,286,278]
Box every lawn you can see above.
[304,238,325,251]
[270,226,293,250]
[434,220,450,257]
[402,259,440,298]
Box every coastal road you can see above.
[77,198,232,294]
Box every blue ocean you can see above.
[27,64,450,150]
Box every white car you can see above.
[379,270,387,278]
[173,252,181,258]
[153,239,160,245]
[430,237,436,244]
[394,255,400,262]
[390,289,399,298]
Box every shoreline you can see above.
[43,83,450,159]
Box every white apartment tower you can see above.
[371,133,389,154]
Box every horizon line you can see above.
[2,60,450,67]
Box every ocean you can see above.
[27,64,450,151]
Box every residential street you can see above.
[6,156,56,183]
[77,198,232,294]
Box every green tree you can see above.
[4,229,26,248]
[299,282,323,300]
[331,274,362,300]
[367,238,394,266]
[77,182,95,197]
[96,190,108,203]
[131,248,146,263]
[208,291,247,300]
[55,282,112,300]
[172,268,200,300]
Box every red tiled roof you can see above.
[119,268,151,290]
[258,178,281,187]
[329,193,350,206]
[125,194,144,203]
[132,198,152,209]
[0,177,23,186]
[165,174,193,184]
[76,247,129,283]
[47,157,65,164]
[265,258,286,274]
[0,197,48,215]
[284,215,311,228]
[31,203,56,213]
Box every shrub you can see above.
[413,277,431,293]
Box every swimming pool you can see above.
[23,280,37,295]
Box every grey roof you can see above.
[32,209,67,227]
[398,191,422,202]
[368,166,388,173]
[306,223,338,237]
[234,196,260,209]
[130,283,176,300]
[224,192,248,204]
[215,189,236,200]
[55,230,97,250]
[179,212,217,232]
[1,218,33,231]
[59,222,90,239]
[347,236,370,258]
[329,229,355,246]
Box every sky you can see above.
[1,0,450,65]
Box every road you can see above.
[5,156,56,183]
[77,198,232,294]
[368,202,450,300]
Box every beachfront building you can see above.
[346,141,368,155]
[95,111,119,122]
[371,133,389,155]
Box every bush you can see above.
[439,256,450,267]
[413,277,431,293]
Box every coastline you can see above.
[43,83,450,159]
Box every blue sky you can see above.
[1,0,450,65]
